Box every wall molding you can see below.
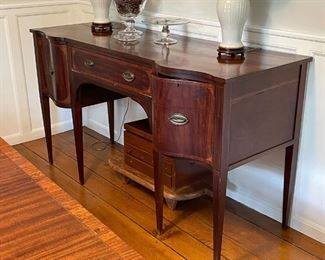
[3,14,32,136]
[138,10,325,45]
[0,16,22,138]
[77,1,325,55]
[3,120,73,145]
[77,1,325,48]
[246,25,325,44]
[16,9,73,135]
[227,188,325,243]
[291,215,325,244]
[226,189,282,221]
[0,0,80,145]
[311,50,325,57]
[86,118,117,142]
[0,0,81,10]
[15,10,71,18]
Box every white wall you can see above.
[0,0,324,243]
[146,0,325,36]
[0,0,90,144]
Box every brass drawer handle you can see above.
[168,113,189,126]
[122,71,135,82]
[84,59,95,67]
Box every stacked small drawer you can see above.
[124,119,173,188]
[124,119,210,190]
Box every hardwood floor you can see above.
[14,128,324,260]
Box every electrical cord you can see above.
[116,97,130,142]
[91,98,130,151]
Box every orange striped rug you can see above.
[0,138,143,259]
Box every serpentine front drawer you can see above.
[152,76,216,165]
[71,48,152,95]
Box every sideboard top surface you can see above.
[31,23,311,81]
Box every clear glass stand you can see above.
[155,24,177,45]
[143,18,189,46]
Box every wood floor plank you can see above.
[14,144,184,260]
[15,129,324,260]
[21,140,217,260]
[62,130,323,260]
[226,198,325,259]
[54,133,261,259]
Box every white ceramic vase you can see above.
[217,0,250,50]
[90,0,112,24]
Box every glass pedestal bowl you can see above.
[143,18,189,45]
[113,0,147,42]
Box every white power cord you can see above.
[116,98,130,142]
[91,98,130,151]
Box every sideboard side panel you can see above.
[229,65,301,164]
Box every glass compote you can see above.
[143,18,189,45]
[113,0,147,42]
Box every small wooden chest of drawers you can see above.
[124,119,211,190]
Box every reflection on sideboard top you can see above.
[31,23,312,82]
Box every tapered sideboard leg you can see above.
[107,101,115,144]
[71,96,84,185]
[40,94,53,165]
[213,169,228,260]
[153,150,164,235]
[282,144,299,227]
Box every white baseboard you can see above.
[85,118,109,138]
[227,189,325,243]
[85,118,122,144]
[2,120,73,145]
[226,189,282,222]
[291,215,325,244]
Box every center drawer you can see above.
[71,48,152,94]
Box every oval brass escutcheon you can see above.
[168,113,189,126]
[84,59,95,67]
[122,71,136,82]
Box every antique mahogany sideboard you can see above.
[31,23,311,259]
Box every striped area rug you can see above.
[0,138,143,259]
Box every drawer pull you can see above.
[122,71,135,82]
[168,113,189,126]
[84,59,95,67]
